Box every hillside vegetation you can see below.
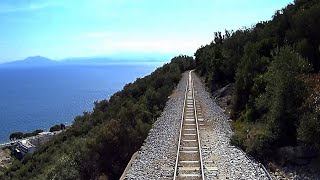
[3,0,320,179]
[3,55,195,179]
[195,0,320,159]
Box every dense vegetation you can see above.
[9,130,44,140]
[2,55,194,179]
[195,0,320,159]
[8,123,66,141]
[49,124,66,132]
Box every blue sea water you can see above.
[0,64,159,142]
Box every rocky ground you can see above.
[268,160,320,180]
[0,148,12,176]
[0,148,11,168]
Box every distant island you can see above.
[0,56,57,68]
[0,54,172,68]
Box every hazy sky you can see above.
[0,0,293,62]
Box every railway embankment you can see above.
[123,71,271,179]
[124,72,189,179]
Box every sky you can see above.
[0,0,293,62]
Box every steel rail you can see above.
[191,71,205,179]
[173,70,190,179]
[173,70,205,180]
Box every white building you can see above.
[15,140,36,155]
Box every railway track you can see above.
[173,70,205,180]
[124,70,271,179]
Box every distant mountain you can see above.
[0,56,57,68]
[0,53,171,68]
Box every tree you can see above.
[50,124,62,132]
[9,132,24,140]
[60,124,66,130]
[231,42,266,119]
[256,46,311,146]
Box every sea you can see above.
[0,64,159,143]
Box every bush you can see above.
[230,120,247,150]
[298,111,320,146]
[49,124,65,132]
[9,129,44,140]
[231,120,275,159]
[244,123,274,158]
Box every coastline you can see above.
[0,122,71,146]
[0,129,63,171]
[0,64,158,144]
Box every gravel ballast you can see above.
[124,71,271,179]
[124,72,189,180]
